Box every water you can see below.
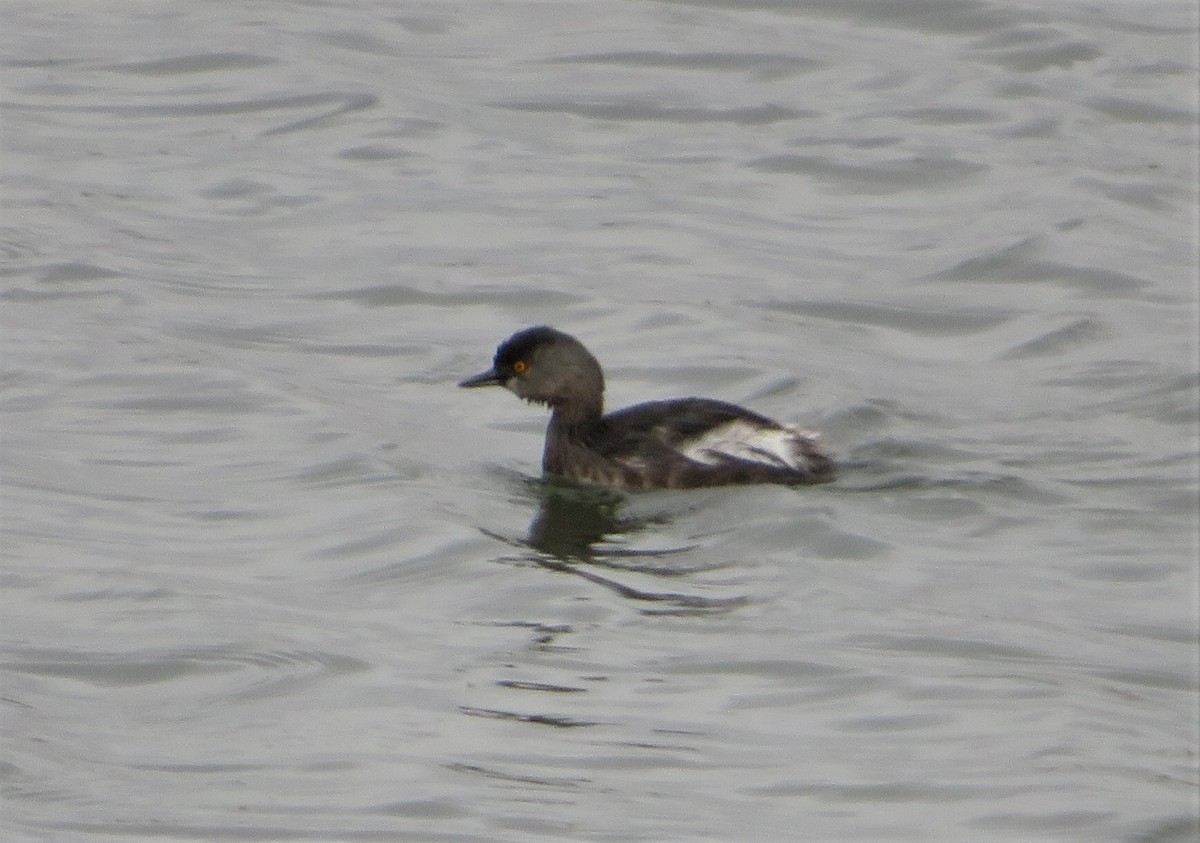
[2,1,1197,840]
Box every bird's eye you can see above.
[513,360,528,375]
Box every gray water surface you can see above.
[2,1,1198,841]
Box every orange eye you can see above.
[513,360,528,375]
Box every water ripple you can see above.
[756,298,1014,336]
[926,236,1150,295]
[103,53,277,75]
[748,153,986,192]
[458,705,599,728]
[492,99,813,124]
[547,50,824,78]
[1,91,378,136]
[2,645,370,699]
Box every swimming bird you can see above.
[459,326,835,489]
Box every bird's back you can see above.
[555,398,835,489]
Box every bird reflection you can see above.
[485,479,747,614]
[524,480,655,562]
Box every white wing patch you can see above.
[679,420,819,470]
